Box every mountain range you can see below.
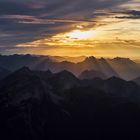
[0,55,140,81]
[0,67,140,139]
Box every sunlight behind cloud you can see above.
[15,0,140,59]
[66,30,97,40]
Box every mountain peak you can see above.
[54,70,80,83]
[99,57,106,61]
[112,57,135,64]
[84,56,97,62]
[45,69,52,74]
[56,70,76,77]
[15,66,31,74]
[106,76,125,83]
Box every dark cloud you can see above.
[115,10,140,19]
[127,10,140,16]
[0,1,31,15]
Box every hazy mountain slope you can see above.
[49,61,77,74]
[108,57,140,80]
[98,58,119,78]
[77,57,102,73]
[75,57,119,77]
[79,69,107,80]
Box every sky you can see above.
[0,0,140,58]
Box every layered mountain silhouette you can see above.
[0,67,140,139]
[0,55,140,81]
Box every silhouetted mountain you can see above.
[82,76,140,105]
[132,77,140,85]
[0,68,69,140]
[49,61,76,74]
[47,70,80,93]
[47,56,119,78]
[0,54,51,71]
[48,55,86,63]
[0,67,11,80]
[108,57,140,80]
[72,56,119,77]
[0,67,79,93]
[0,55,139,80]
[79,69,107,80]
[0,68,140,139]
[98,58,119,78]
[64,86,140,140]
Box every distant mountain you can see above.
[107,57,140,80]
[0,68,140,139]
[0,54,51,71]
[98,58,119,78]
[0,55,139,80]
[79,69,107,80]
[61,56,119,77]
[48,56,86,63]
[0,67,11,80]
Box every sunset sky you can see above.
[0,0,140,59]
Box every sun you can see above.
[66,30,97,40]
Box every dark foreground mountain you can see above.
[0,68,140,140]
[132,77,140,85]
[0,67,11,80]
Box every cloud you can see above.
[0,0,136,54]
[115,10,140,19]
